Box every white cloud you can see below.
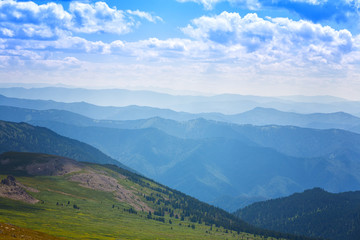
[67,2,162,34]
[0,0,72,26]
[182,12,358,66]
[68,1,132,34]
[4,36,108,55]
[52,36,108,53]
[1,8,359,69]
[2,10,359,77]
[0,0,165,70]
[38,57,82,69]
[289,0,328,5]
[177,0,260,10]
[0,0,162,38]
[0,28,14,37]
[177,0,223,10]
[127,10,163,23]
[0,0,71,39]
[177,0,359,22]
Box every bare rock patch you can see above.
[69,171,152,212]
[0,176,38,204]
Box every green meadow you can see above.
[0,169,276,240]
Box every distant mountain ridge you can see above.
[0,94,202,121]
[0,87,359,115]
[234,188,360,240]
[2,94,360,133]
[231,107,360,131]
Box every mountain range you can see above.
[2,94,360,133]
[1,87,360,239]
[1,87,360,115]
[1,104,360,211]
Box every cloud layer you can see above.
[181,11,358,66]
[177,0,260,10]
[0,0,161,40]
[1,1,360,98]
[2,5,360,73]
[177,0,360,24]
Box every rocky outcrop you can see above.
[0,176,39,204]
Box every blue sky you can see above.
[1,0,360,99]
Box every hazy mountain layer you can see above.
[0,87,359,115]
[2,94,360,133]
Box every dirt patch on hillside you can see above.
[70,172,119,192]
[17,184,39,193]
[0,158,10,165]
[24,157,83,176]
[69,171,152,212]
[0,176,38,204]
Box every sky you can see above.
[1,0,360,99]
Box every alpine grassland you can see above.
[0,152,288,240]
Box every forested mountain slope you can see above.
[234,188,360,240]
[0,120,129,170]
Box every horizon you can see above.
[0,83,355,102]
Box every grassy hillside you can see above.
[235,188,360,240]
[0,152,312,240]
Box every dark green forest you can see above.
[0,120,129,170]
[235,188,360,240]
